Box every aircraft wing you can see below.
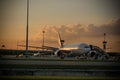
[17,45,42,49]
[43,46,58,51]
[17,45,58,51]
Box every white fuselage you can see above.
[55,43,91,55]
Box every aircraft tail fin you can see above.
[57,31,64,47]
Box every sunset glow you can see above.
[0,0,120,52]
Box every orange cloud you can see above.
[30,18,120,52]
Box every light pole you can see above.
[102,33,107,51]
[42,30,45,51]
[26,0,29,57]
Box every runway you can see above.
[0,55,120,76]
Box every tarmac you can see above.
[0,55,120,76]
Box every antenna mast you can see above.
[102,33,107,51]
[42,30,45,47]
[42,27,46,51]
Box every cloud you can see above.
[83,18,120,37]
[35,18,120,39]
[30,18,120,51]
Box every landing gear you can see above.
[57,51,64,59]
[60,56,64,59]
[98,55,109,60]
[87,51,109,60]
[87,51,96,60]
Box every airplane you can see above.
[53,31,109,60]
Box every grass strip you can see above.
[0,65,119,70]
[0,58,119,62]
[0,76,119,80]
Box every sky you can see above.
[0,0,120,52]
